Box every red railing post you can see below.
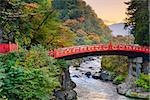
[9,42,11,52]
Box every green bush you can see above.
[0,45,67,99]
[101,55,128,75]
[113,75,125,85]
[135,73,150,90]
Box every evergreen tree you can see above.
[125,0,149,46]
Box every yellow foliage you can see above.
[63,19,79,26]
[25,3,39,9]
[88,34,100,43]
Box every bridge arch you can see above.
[49,43,150,60]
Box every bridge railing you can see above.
[0,43,18,54]
[49,43,150,58]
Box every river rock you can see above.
[117,77,136,95]
[117,77,150,99]
[117,83,130,95]
[85,72,91,78]
[99,70,116,81]
[92,72,100,79]
[54,90,77,100]
[99,71,109,81]
[67,90,77,100]
[54,90,66,100]
[72,75,80,78]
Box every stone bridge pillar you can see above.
[133,57,143,80]
[128,58,133,78]
[128,57,143,80]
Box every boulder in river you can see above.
[92,72,100,79]
[99,71,109,81]
[117,82,131,95]
[67,90,77,100]
[54,90,77,100]
[72,75,80,78]
[85,72,91,78]
[117,77,136,95]
[99,70,116,81]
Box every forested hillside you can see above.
[52,0,112,45]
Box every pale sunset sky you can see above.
[84,0,129,25]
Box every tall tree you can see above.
[125,0,149,46]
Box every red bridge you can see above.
[0,43,149,60]
[49,43,150,60]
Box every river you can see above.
[69,57,143,100]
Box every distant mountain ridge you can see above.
[109,23,130,36]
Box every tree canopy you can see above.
[0,0,77,48]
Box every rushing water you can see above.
[69,66,142,100]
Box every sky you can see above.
[84,0,128,25]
